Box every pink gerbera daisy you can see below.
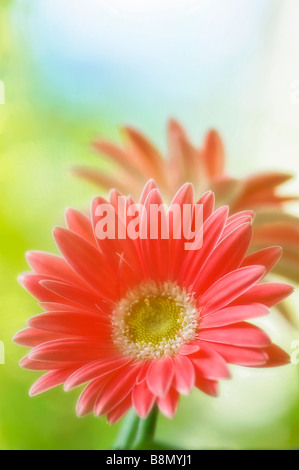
[14,181,292,424]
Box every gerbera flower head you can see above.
[73,121,299,315]
[14,181,292,423]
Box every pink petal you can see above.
[193,223,252,294]
[93,138,144,180]
[168,183,194,279]
[18,273,63,303]
[232,283,294,308]
[29,338,115,362]
[95,364,141,416]
[157,387,179,418]
[53,227,117,300]
[173,355,195,394]
[39,301,97,313]
[202,129,225,178]
[76,378,104,417]
[40,280,105,308]
[258,344,290,368]
[199,303,269,328]
[139,179,158,204]
[109,188,123,211]
[195,376,219,397]
[179,343,200,355]
[28,311,110,336]
[132,381,156,419]
[242,246,282,275]
[227,211,255,224]
[207,343,268,366]
[179,206,229,287]
[13,328,61,348]
[198,322,271,348]
[65,208,96,246]
[196,191,215,222]
[26,251,81,285]
[64,357,131,390]
[107,394,133,424]
[198,266,266,314]
[29,369,74,396]
[140,188,170,281]
[123,126,166,185]
[189,347,230,380]
[147,357,174,397]
[221,213,254,238]
[20,355,84,371]
[91,196,123,267]
[91,196,143,286]
[136,362,151,384]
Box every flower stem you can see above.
[112,407,159,450]
[132,406,159,450]
[112,409,140,450]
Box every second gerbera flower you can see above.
[14,181,292,423]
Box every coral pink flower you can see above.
[14,182,292,423]
[74,121,299,310]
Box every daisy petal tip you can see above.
[139,179,159,203]
[91,195,104,208]
[52,225,68,243]
[18,356,29,368]
[25,250,37,266]
[273,245,283,255]
[27,350,37,361]
[146,187,163,204]
[167,117,178,128]
[17,273,27,287]
[177,182,195,201]
[63,382,72,392]
[134,407,150,420]
[181,181,194,193]
[252,264,267,278]
[145,178,158,191]
[12,333,20,346]
[203,190,215,201]
[64,206,72,218]
[29,384,40,398]
[75,405,86,418]
[12,330,27,347]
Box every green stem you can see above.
[112,408,140,450]
[112,407,159,450]
[132,406,159,450]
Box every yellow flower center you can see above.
[126,295,184,346]
[112,282,198,360]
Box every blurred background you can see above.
[1,0,299,450]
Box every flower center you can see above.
[127,295,183,345]
[112,282,198,360]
